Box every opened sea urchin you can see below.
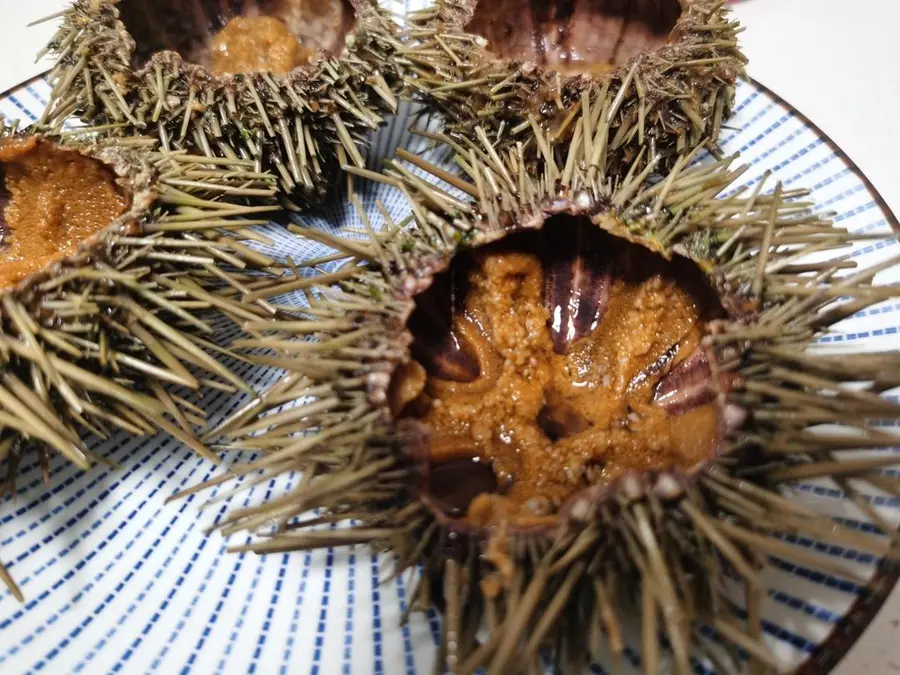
[39,0,402,203]
[194,125,900,672]
[0,124,286,600]
[406,0,744,173]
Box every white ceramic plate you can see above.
[1,8,899,674]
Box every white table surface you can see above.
[1,0,899,671]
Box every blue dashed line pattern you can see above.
[341,549,357,675]
[392,565,418,675]
[310,527,336,675]
[1,25,899,675]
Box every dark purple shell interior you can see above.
[465,0,682,73]
[408,264,482,383]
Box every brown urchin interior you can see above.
[390,215,724,527]
[118,0,357,74]
[466,0,682,75]
[0,137,130,291]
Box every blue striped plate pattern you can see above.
[1,9,899,674]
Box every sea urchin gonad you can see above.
[395,218,730,528]
[188,122,900,673]
[38,0,403,203]
[0,123,288,601]
[405,0,744,174]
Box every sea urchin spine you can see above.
[0,121,294,599]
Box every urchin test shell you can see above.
[38,0,403,204]
[189,112,900,674]
[405,0,745,174]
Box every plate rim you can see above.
[746,77,900,675]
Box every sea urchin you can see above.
[0,123,287,601]
[405,0,745,175]
[38,0,403,203]
[191,120,900,673]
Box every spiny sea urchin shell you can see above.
[38,0,403,203]
[189,124,900,672]
[0,122,287,600]
[405,0,744,173]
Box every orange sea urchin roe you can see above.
[211,16,314,74]
[395,229,721,524]
[0,137,129,291]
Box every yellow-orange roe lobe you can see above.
[396,231,721,525]
[211,16,314,74]
[0,137,130,291]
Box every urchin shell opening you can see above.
[388,212,732,531]
[0,136,136,292]
[466,0,682,75]
[118,0,357,74]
